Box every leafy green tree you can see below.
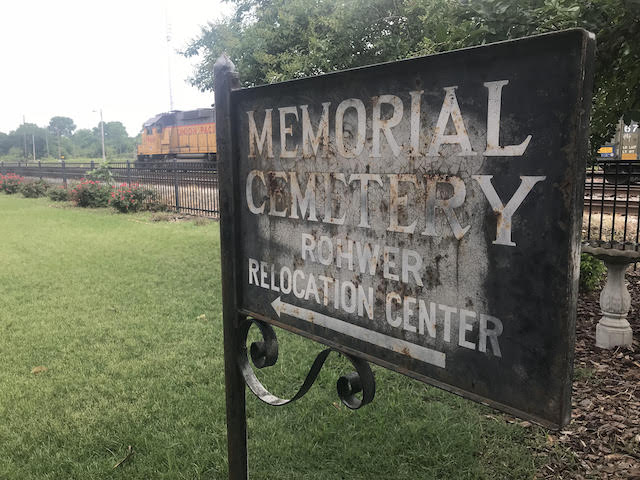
[48,116,76,137]
[0,132,10,156]
[7,123,49,160]
[73,129,101,157]
[48,116,76,158]
[183,0,640,154]
[1,117,136,161]
[6,146,23,160]
[95,121,135,156]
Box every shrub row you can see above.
[0,173,24,194]
[0,174,157,214]
[109,183,156,213]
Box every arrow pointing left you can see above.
[271,296,446,369]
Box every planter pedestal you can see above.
[582,245,638,349]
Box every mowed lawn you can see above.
[0,195,542,479]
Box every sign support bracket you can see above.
[238,317,376,409]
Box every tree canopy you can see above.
[96,121,136,156]
[183,0,640,153]
[0,117,137,160]
[48,116,76,138]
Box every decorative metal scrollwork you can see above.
[238,317,375,409]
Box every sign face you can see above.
[224,29,595,428]
[598,145,615,157]
[621,121,639,160]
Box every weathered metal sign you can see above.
[217,29,595,433]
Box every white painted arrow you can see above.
[271,297,446,369]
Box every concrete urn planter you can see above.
[582,244,639,349]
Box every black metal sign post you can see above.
[215,58,248,479]
[215,29,595,480]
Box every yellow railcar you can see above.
[137,108,216,162]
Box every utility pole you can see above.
[22,115,27,160]
[45,130,50,158]
[92,109,106,162]
[100,109,106,162]
[165,8,174,111]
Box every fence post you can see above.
[126,160,132,186]
[173,158,180,212]
[62,160,67,187]
[38,161,42,180]
[90,160,95,171]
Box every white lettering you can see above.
[268,171,289,217]
[301,103,330,157]
[388,174,418,234]
[246,170,266,214]
[349,173,383,228]
[484,80,532,156]
[247,109,273,158]
[248,258,259,285]
[473,175,546,246]
[479,314,503,357]
[422,175,470,240]
[403,296,417,333]
[290,172,318,221]
[372,95,403,157]
[409,90,423,157]
[428,87,476,156]
[279,106,299,158]
[335,98,366,158]
[439,304,457,343]
[458,309,476,350]
[386,292,402,328]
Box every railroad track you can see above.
[584,182,640,214]
[585,182,640,197]
[584,197,640,215]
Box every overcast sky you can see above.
[0,0,234,136]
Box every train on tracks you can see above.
[597,119,639,183]
[137,108,216,164]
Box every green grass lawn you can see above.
[0,195,543,479]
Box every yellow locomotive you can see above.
[137,108,216,162]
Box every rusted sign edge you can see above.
[557,30,597,427]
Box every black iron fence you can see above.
[584,159,640,248]
[0,160,219,217]
[3,158,640,237]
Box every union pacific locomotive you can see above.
[597,119,639,183]
[137,108,216,162]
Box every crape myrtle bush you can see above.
[69,178,111,208]
[109,183,156,213]
[20,179,50,198]
[0,173,24,194]
[48,185,70,202]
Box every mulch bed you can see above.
[536,270,640,479]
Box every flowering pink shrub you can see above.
[69,178,111,208]
[109,183,156,213]
[0,173,24,194]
